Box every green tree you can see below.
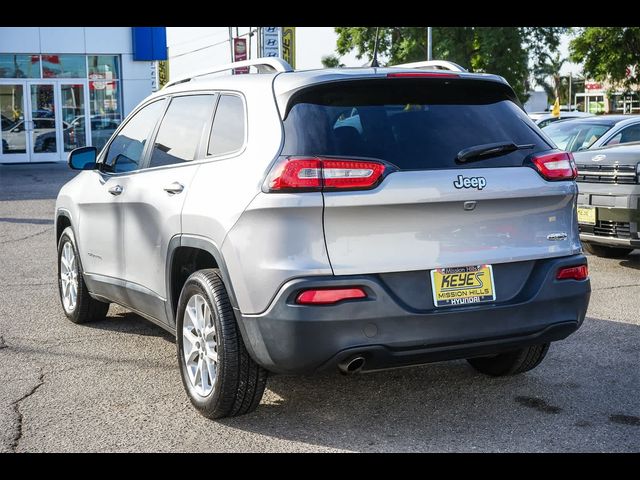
[333,27,566,101]
[321,55,344,68]
[570,27,640,87]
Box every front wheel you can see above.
[467,343,550,377]
[583,242,633,258]
[176,269,267,419]
[57,227,109,324]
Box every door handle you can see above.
[163,182,184,195]
[108,185,123,196]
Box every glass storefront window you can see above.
[89,80,122,151]
[42,54,87,78]
[88,55,120,80]
[0,54,40,78]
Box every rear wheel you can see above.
[583,242,633,258]
[467,343,550,377]
[176,269,267,419]
[57,227,109,324]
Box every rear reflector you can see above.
[556,264,589,281]
[267,157,387,192]
[296,287,367,305]
[387,72,459,78]
[531,151,577,181]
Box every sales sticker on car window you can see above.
[431,264,496,307]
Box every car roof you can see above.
[560,114,640,126]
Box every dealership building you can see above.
[0,27,166,164]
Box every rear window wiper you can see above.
[456,142,535,163]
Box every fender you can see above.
[165,234,242,326]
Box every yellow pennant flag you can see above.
[552,97,561,117]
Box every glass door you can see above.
[0,82,29,163]
[59,81,90,154]
[27,81,60,162]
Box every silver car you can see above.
[55,58,591,419]
[542,115,640,152]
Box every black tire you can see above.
[467,343,550,377]
[176,269,267,419]
[583,242,633,259]
[57,227,109,324]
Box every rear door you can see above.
[280,77,580,276]
[121,93,217,323]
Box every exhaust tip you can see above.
[338,356,366,375]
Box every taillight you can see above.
[556,264,589,281]
[531,151,577,181]
[296,287,367,305]
[266,157,388,192]
[387,72,459,78]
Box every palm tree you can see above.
[534,53,567,105]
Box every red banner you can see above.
[233,38,249,74]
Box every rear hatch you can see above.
[278,75,580,276]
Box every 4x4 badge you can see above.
[453,175,487,190]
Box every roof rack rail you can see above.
[164,57,293,89]
[392,60,467,72]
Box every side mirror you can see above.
[68,146,97,170]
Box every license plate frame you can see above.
[430,264,496,308]
[577,205,596,225]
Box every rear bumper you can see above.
[238,255,591,374]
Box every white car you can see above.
[529,111,595,129]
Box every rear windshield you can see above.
[281,79,550,170]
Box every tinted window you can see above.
[149,95,216,168]
[606,124,640,145]
[208,95,245,156]
[104,100,165,173]
[281,79,549,170]
[543,121,612,152]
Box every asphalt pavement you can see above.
[0,162,638,452]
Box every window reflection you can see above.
[42,55,87,78]
[0,54,40,78]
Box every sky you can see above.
[166,27,362,81]
[167,27,576,86]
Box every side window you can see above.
[616,124,640,145]
[104,100,165,173]
[208,94,245,156]
[149,95,216,168]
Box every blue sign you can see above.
[132,27,167,61]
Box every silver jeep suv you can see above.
[55,58,591,418]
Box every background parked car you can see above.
[541,115,640,152]
[3,118,72,153]
[533,111,594,128]
[574,142,640,258]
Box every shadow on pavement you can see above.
[619,253,640,270]
[213,316,640,452]
[83,310,174,342]
[0,163,77,201]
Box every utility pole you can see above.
[248,27,252,60]
[228,27,234,62]
[427,27,432,60]
[568,73,572,111]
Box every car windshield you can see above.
[542,121,612,152]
